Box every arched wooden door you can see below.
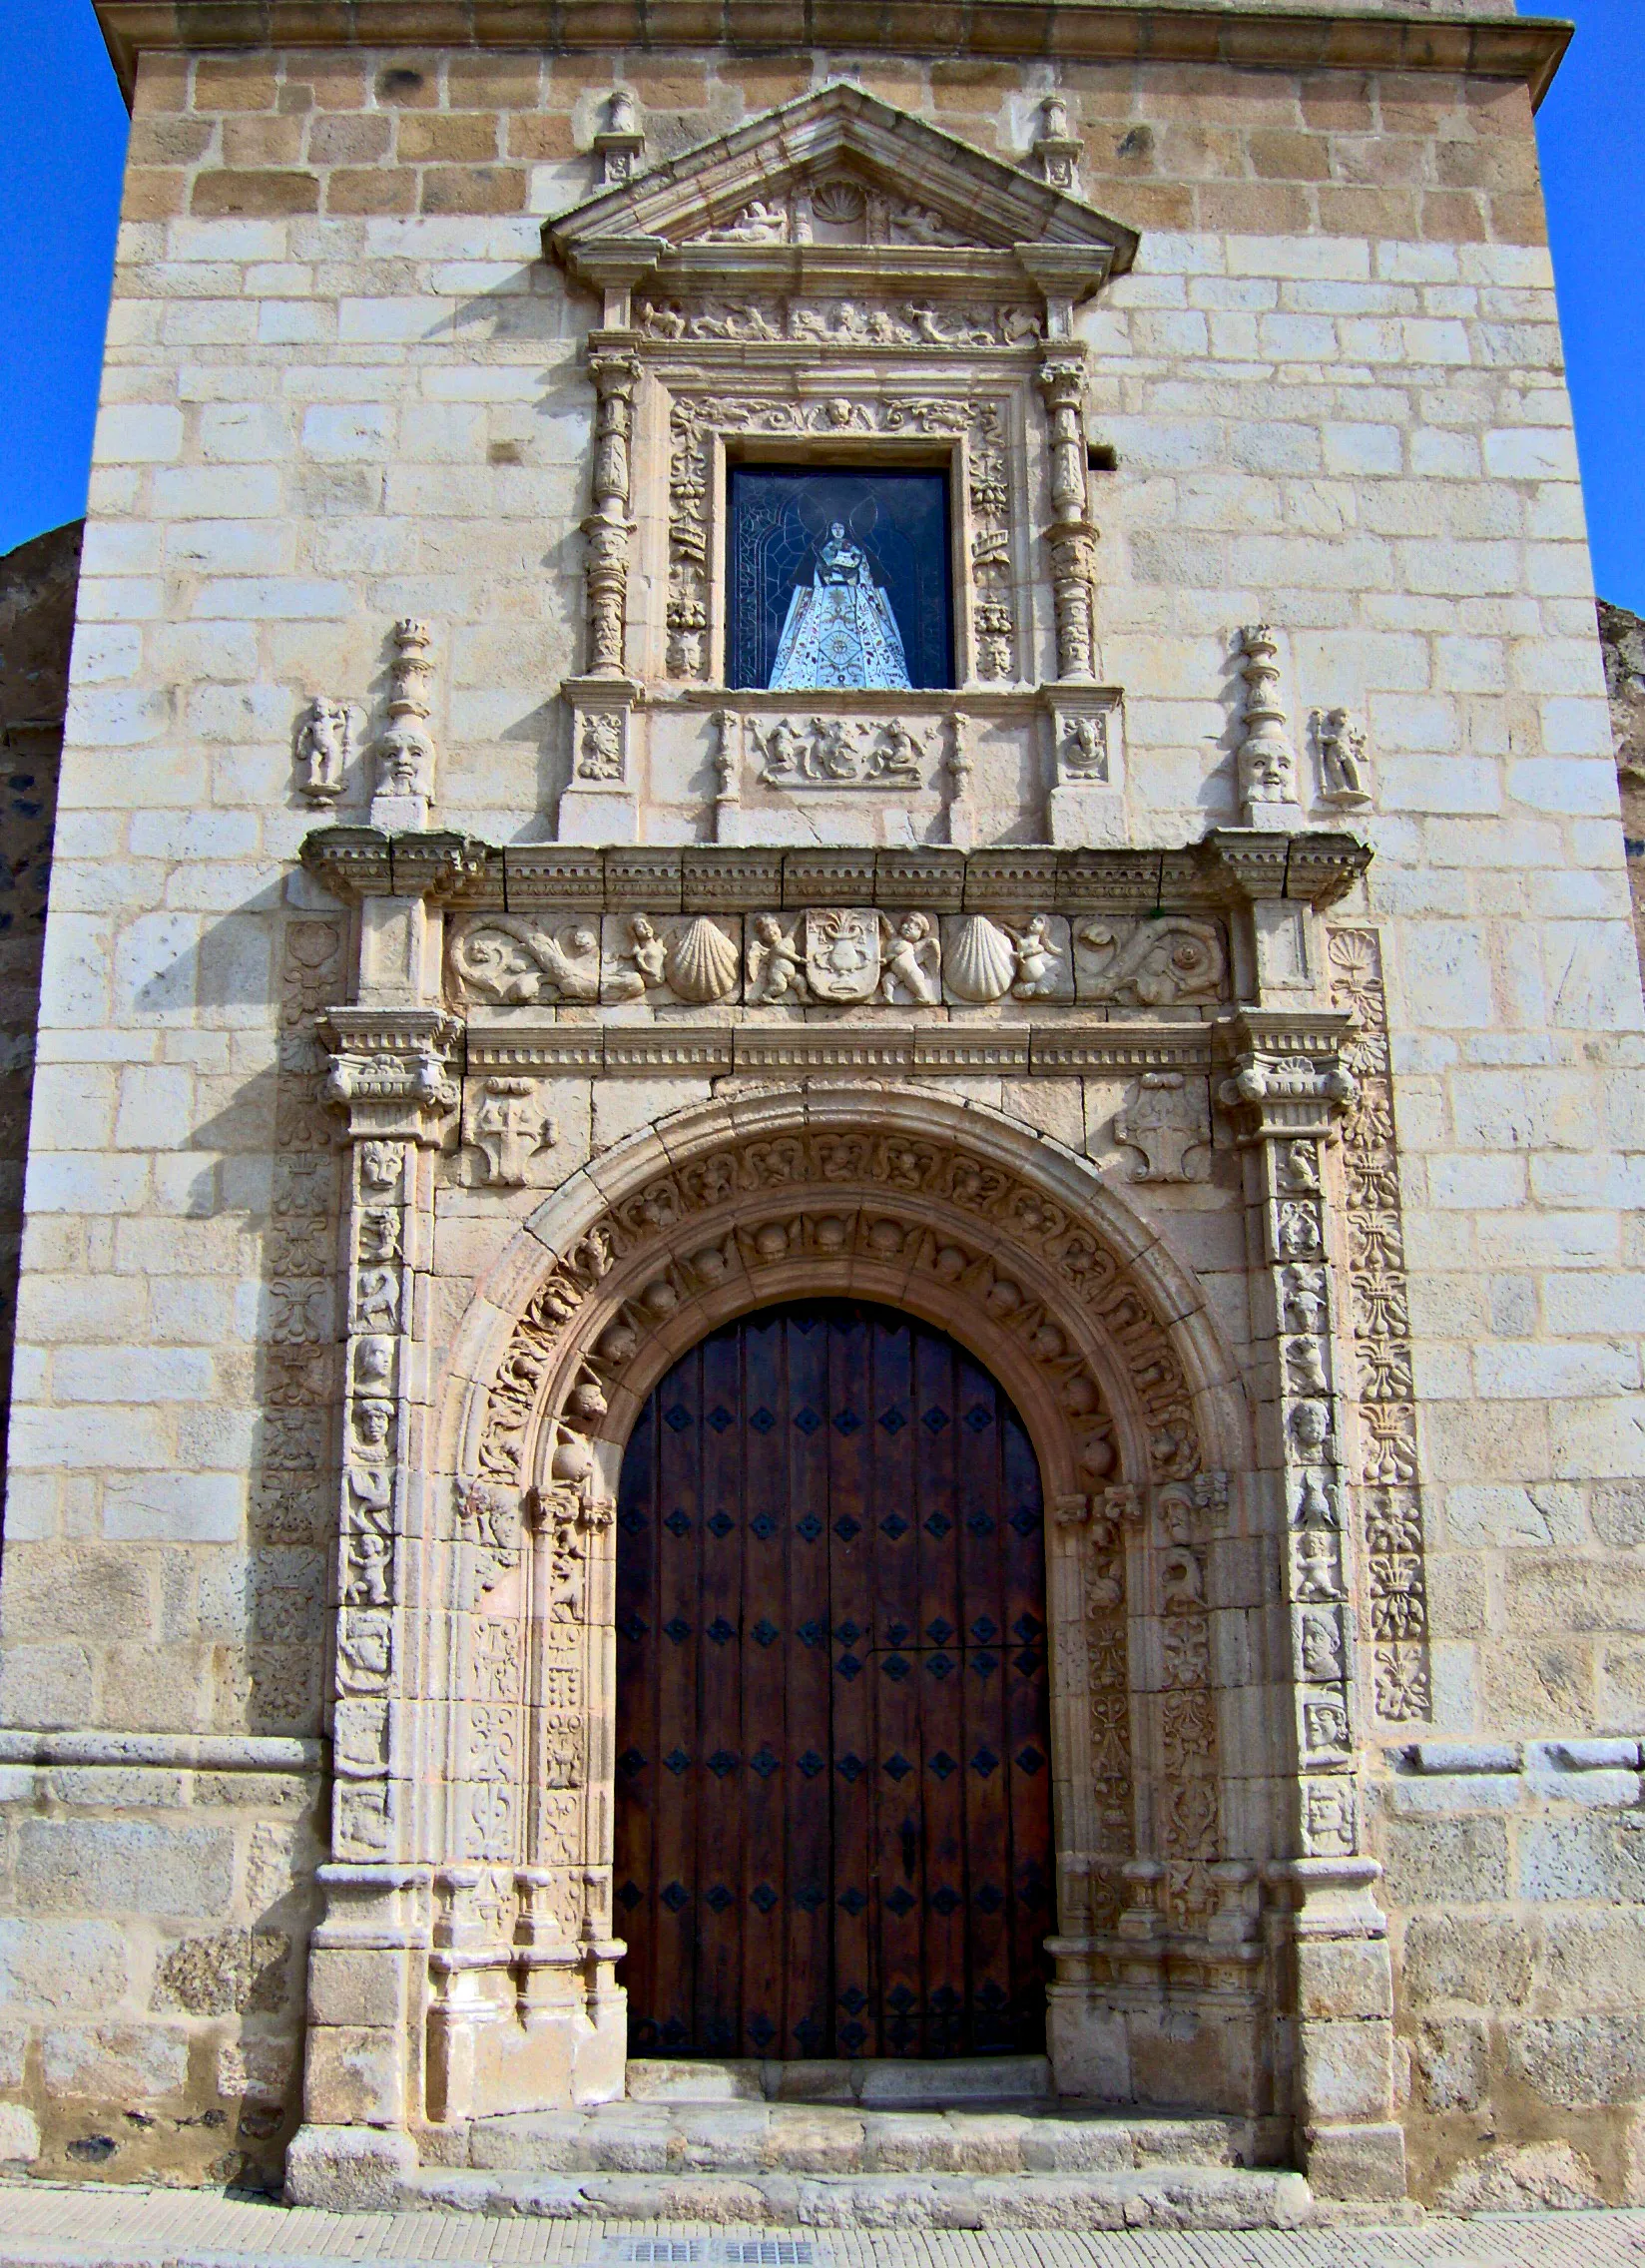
[613,1298,1054,2060]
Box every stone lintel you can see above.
[93,4,1572,115]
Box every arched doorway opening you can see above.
[613,1298,1055,2061]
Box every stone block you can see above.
[1520,1815,1645,1903]
[0,1920,130,2013]
[1412,2015,1489,2111]
[1377,1815,1509,1907]
[305,1945,412,2031]
[284,2120,418,2208]
[1435,2139,1604,2212]
[1295,1939,1391,2021]
[0,2104,40,2165]
[1298,2020,1394,2123]
[153,1928,291,2015]
[1400,1911,1534,2006]
[1303,2121,1406,2203]
[1508,2014,1645,2109]
[303,2023,407,2126]
[41,2022,189,2101]
[15,1818,235,1919]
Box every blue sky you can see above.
[1,0,1641,609]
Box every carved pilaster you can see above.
[1218,1014,1402,2202]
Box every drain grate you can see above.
[609,2247,706,2266]
[721,2249,819,2267]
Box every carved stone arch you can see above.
[416,1085,1271,2126]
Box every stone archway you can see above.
[406,1085,1272,2130]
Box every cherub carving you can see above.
[878,912,941,1005]
[746,913,809,1003]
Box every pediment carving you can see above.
[547,82,1138,313]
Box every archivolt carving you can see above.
[470,1123,1209,1510]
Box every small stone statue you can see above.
[294,697,351,803]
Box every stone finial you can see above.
[1033,95,1083,193]
[1234,624,1304,829]
[594,89,646,188]
[370,619,437,831]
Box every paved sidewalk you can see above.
[4,2187,1645,2268]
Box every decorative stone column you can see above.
[560,348,643,843]
[1037,352,1099,684]
[1218,1014,1405,2203]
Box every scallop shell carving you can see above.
[944,915,1018,1003]
[664,916,740,1003]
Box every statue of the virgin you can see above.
[769,521,912,691]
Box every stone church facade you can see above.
[2,0,1643,2223]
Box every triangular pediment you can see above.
[548,83,1137,299]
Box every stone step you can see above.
[409,2162,1315,2229]
[625,2054,1056,2109]
[461,2097,1264,2180]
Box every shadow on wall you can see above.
[1602,600,1645,991]
[0,520,80,1567]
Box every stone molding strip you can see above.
[94,4,1571,113]
[0,1729,325,1771]
[301,827,1371,915]
[467,1019,1227,1077]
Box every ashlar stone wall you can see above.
[1,20,1643,2202]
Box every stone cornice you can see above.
[300,827,1370,916]
[95,3,1571,113]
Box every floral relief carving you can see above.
[1329,927,1431,1724]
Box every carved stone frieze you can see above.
[753,714,930,789]
[640,295,1042,347]
[1071,915,1229,1009]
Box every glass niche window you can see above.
[727,466,953,692]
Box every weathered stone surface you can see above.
[152,1929,290,2016]
[1505,2014,1645,2110]
[40,2022,189,2101]
[0,2102,39,2164]
[0,1921,129,2013]
[15,1819,234,1918]
[1435,2139,1605,2212]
